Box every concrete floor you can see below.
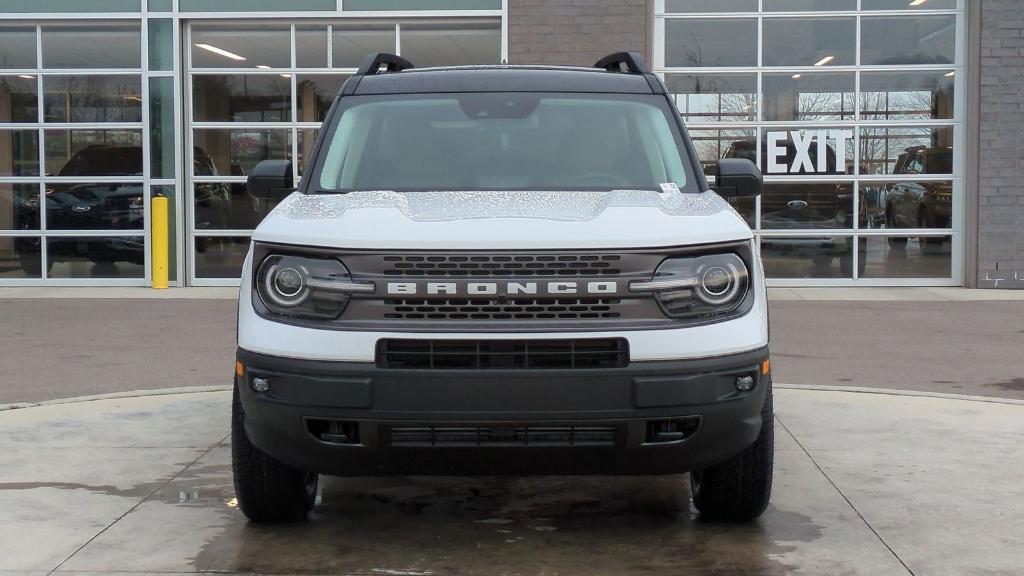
[1,387,1022,576]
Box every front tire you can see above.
[689,378,774,521]
[231,382,318,523]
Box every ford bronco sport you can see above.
[232,52,772,523]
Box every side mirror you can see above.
[713,158,762,198]
[247,160,294,201]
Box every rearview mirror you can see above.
[247,160,295,201]
[712,158,762,198]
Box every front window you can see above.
[315,93,696,193]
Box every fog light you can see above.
[735,375,755,392]
[251,377,271,393]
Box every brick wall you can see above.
[978,0,1024,288]
[507,0,649,67]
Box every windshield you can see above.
[315,93,696,193]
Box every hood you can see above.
[252,189,753,250]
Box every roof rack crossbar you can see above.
[594,52,648,74]
[356,52,415,76]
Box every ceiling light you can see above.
[257,65,271,69]
[791,74,802,79]
[123,96,143,102]
[280,73,292,79]
[909,0,927,6]
[945,71,956,77]
[194,43,246,61]
[18,74,35,79]
[814,55,835,67]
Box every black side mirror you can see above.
[713,158,762,198]
[247,160,294,201]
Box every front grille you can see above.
[381,254,623,277]
[383,298,623,321]
[376,338,629,370]
[388,425,618,447]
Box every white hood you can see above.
[251,189,753,250]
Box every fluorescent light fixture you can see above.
[123,96,143,102]
[909,0,927,6]
[18,74,35,79]
[814,55,835,67]
[194,43,246,61]
[945,71,956,77]
[280,73,293,79]
[792,74,802,79]
[257,65,271,69]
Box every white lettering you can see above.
[467,283,497,295]
[427,283,456,295]
[830,129,853,174]
[388,283,417,295]
[767,131,787,174]
[548,282,578,294]
[791,130,815,174]
[507,282,538,295]
[588,281,617,294]
[816,130,828,173]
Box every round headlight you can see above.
[273,267,304,298]
[701,266,732,296]
[263,264,310,307]
[697,262,742,305]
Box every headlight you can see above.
[630,253,749,320]
[256,254,373,320]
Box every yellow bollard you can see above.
[152,194,169,289]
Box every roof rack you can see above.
[594,52,648,74]
[356,52,415,76]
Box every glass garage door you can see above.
[0,23,147,284]
[185,19,502,285]
[654,0,965,285]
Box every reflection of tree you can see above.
[858,91,935,175]
[48,76,141,123]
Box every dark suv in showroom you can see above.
[883,146,953,252]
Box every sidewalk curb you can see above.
[0,385,232,412]
[776,383,1024,406]
[3,383,1022,413]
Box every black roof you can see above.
[344,52,664,96]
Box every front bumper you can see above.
[236,346,770,477]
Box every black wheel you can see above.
[918,211,940,255]
[886,208,907,247]
[690,378,774,522]
[231,382,318,523]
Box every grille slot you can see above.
[381,254,622,277]
[383,298,623,321]
[377,338,629,370]
[388,425,618,447]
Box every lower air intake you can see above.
[388,425,618,447]
[376,338,629,370]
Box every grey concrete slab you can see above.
[0,392,229,449]
[0,489,142,572]
[2,387,1022,575]
[60,439,907,576]
[776,389,1024,576]
[0,393,227,573]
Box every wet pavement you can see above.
[1,388,1023,576]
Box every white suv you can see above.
[232,52,772,523]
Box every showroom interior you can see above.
[0,1,1003,288]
